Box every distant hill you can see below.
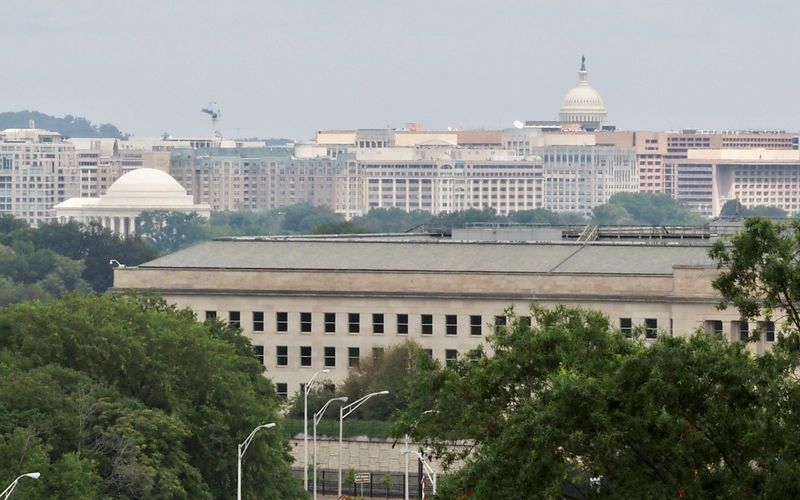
[0,111,125,138]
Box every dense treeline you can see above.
[136,193,716,254]
[0,217,156,304]
[0,111,125,138]
[0,294,304,499]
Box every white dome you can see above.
[106,168,186,195]
[558,58,608,128]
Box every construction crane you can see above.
[201,101,222,137]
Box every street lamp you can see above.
[338,390,389,496]
[304,368,330,491]
[1,472,41,499]
[402,410,437,500]
[237,422,275,500]
[313,396,348,500]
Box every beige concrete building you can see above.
[683,148,800,215]
[112,238,772,399]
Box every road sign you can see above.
[354,472,371,484]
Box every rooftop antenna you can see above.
[201,101,222,137]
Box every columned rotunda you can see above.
[558,56,608,131]
[54,168,210,239]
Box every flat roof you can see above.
[137,239,715,275]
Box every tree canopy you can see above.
[592,193,705,225]
[719,200,788,219]
[288,341,427,423]
[0,216,157,300]
[0,111,125,138]
[0,293,304,499]
[396,306,800,499]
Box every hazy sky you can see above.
[3,1,798,140]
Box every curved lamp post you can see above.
[338,390,389,496]
[1,472,40,499]
[402,410,437,500]
[304,368,330,491]
[313,396,348,499]
[237,423,275,500]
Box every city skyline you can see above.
[2,0,798,140]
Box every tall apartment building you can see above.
[169,148,342,212]
[70,138,171,198]
[0,129,80,226]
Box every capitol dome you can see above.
[558,57,608,130]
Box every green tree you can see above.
[136,210,210,253]
[595,193,705,225]
[397,305,800,499]
[0,294,305,499]
[710,216,800,338]
[592,203,633,225]
[280,204,343,233]
[719,200,787,219]
[337,341,427,421]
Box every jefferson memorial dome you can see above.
[558,56,608,130]
[54,168,210,238]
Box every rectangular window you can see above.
[445,315,458,335]
[300,312,312,333]
[348,347,360,367]
[276,312,288,332]
[276,346,288,366]
[620,318,632,336]
[445,349,458,367]
[421,314,433,335]
[397,314,409,335]
[738,321,749,341]
[423,349,433,358]
[348,313,360,333]
[276,383,288,400]
[253,345,264,364]
[325,313,336,333]
[205,310,217,321]
[645,318,658,339]
[519,316,531,328]
[372,347,385,361]
[228,311,240,328]
[324,346,336,367]
[760,321,776,342]
[494,315,507,327]
[470,315,482,336]
[300,346,312,366]
[372,313,384,334]
[704,320,723,335]
[253,311,264,332]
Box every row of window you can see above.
[254,345,460,372]
[216,312,775,345]
[210,310,494,336]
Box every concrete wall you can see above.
[289,437,466,474]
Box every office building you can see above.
[112,236,774,396]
